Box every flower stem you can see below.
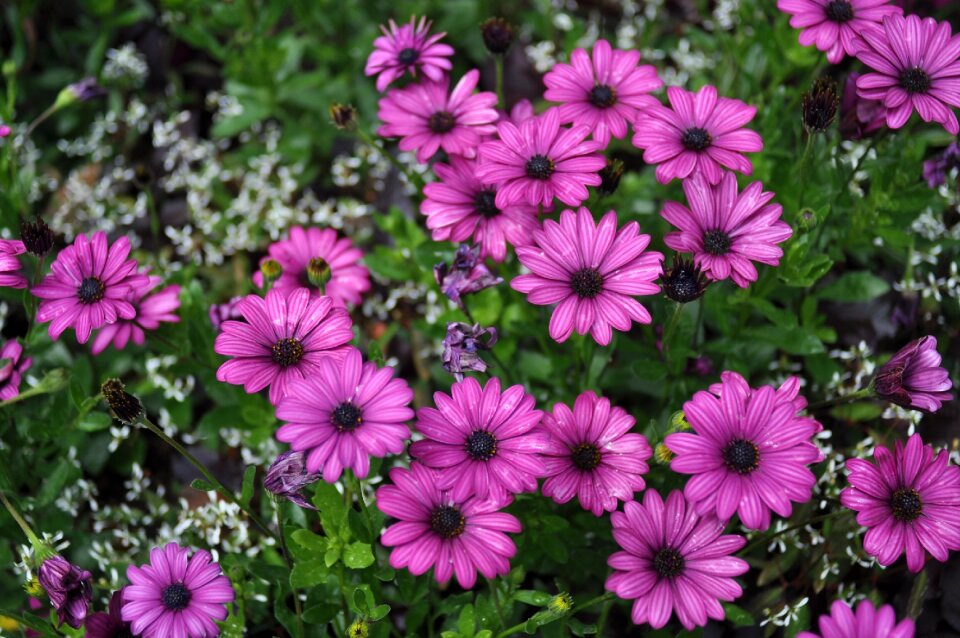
[24,103,59,138]
[808,386,875,411]
[907,567,928,620]
[494,592,615,638]
[661,302,684,360]
[274,498,305,638]
[0,490,41,547]
[488,578,505,629]
[494,56,505,110]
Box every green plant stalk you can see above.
[348,471,375,542]
[274,497,305,638]
[494,592,615,638]
[906,567,928,620]
[661,302,684,359]
[488,578,505,629]
[808,385,875,411]
[0,490,42,548]
[495,55,505,110]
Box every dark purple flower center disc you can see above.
[465,430,497,461]
[825,0,854,22]
[571,443,602,471]
[703,229,733,256]
[474,189,500,218]
[723,439,760,474]
[430,505,466,538]
[899,67,931,95]
[398,48,419,65]
[332,402,363,432]
[570,268,604,299]
[681,127,712,151]
[161,582,192,610]
[890,487,923,522]
[525,154,555,180]
[652,548,685,578]
[77,276,106,304]
[271,338,304,367]
[428,111,457,133]
[589,84,617,108]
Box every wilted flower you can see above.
[802,77,840,133]
[263,451,321,509]
[598,159,625,196]
[481,17,514,55]
[19,217,54,257]
[101,378,144,425]
[434,244,503,306]
[660,254,709,303]
[875,336,952,412]
[442,322,498,381]
[839,72,886,139]
[330,103,357,130]
[37,556,92,629]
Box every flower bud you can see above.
[19,217,54,257]
[330,103,357,131]
[598,158,624,196]
[307,257,331,289]
[802,77,840,133]
[101,378,144,426]
[259,259,283,287]
[481,18,514,55]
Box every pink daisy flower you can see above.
[0,339,31,401]
[86,590,133,638]
[475,107,606,208]
[661,172,792,289]
[632,85,763,184]
[91,275,181,354]
[840,433,960,572]
[275,347,414,482]
[377,462,521,589]
[605,489,749,630]
[364,16,454,93]
[121,542,234,638]
[875,336,953,412]
[410,376,545,502]
[540,391,652,516]
[0,239,27,289]
[777,0,902,64]
[252,226,370,306]
[665,371,824,531]
[377,69,498,164]
[421,155,541,262]
[32,231,149,344]
[853,14,960,135]
[799,599,914,638]
[511,207,663,346]
[498,99,536,126]
[543,39,662,148]
[214,288,354,405]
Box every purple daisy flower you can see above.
[377,70,498,164]
[364,16,454,92]
[853,14,960,135]
[665,372,824,531]
[798,599,915,638]
[91,275,181,354]
[777,0,902,64]
[32,231,149,343]
[543,39,662,148]
[0,239,27,289]
[275,347,414,481]
[605,489,749,630]
[540,391,652,516]
[251,226,371,306]
[0,339,31,401]
[512,207,663,346]
[214,288,354,405]
[475,107,606,209]
[122,542,234,638]
[37,556,92,629]
[410,376,545,502]
[263,451,321,509]
[421,155,542,263]
[85,590,133,638]
[632,85,763,184]
[377,462,521,589]
[661,172,792,289]
[498,99,536,127]
[840,433,960,572]
[875,336,953,412]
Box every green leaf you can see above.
[343,541,375,569]
[370,604,391,621]
[289,558,328,589]
[818,271,890,302]
[76,411,113,432]
[458,604,476,638]
[722,603,755,627]
[191,479,215,492]
[745,326,825,355]
[324,546,341,568]
[239,466,256,508]
[513,590,551,606]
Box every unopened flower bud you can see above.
[19,217,54,257]
[330,103,357,131]
[348,618,369,638]
[598,158,624,196]
[307,257,331,290]
[654,443,674,464]
[481,18,514,55]
[669,410,690,432]
[54,77,106,110]
[259,259,283,287]
[802,77,840,133]
[101,378,143,426]
[548,592,574,615]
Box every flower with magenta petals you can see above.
[666,371,824,531]
[544,39,662,147]
[85,590,133,638]
[263,451,321,509]
[434,244,503,306]
[377,462,521,589]
[661,172,792,289]
[476,107,605,208]
[37,556,92,629]
[410,376,545,502]
[777,0,902,64]
[540,391,652,516]
[214,288,354,405]
[512,207,663,346]
[276,347,414,482]
[632,85,763,184]
[799,599,915,638]
[0,339,31,401]
[122,542,234,638]
[364,16,454,92]
[0,239,27,289]
[422,155,541,262]
[91,275,181,354]
[378,70,498,164]
[605,489,749,630]
[32,231,150,344]
[875,336,953,413]
[840,433,960,572]
[853,14,960,135]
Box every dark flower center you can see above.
[430,505,466,539]
[652,548,685,578]
[681,127,712,151]
[571,443,602,471]
[331,402,363,432]
[702,229,732,256]
[589,84,617,108]
[398,48,419,65]
[662,258,707,303]
[570,267,604,299]
[890,487,923,522]
[271,338,304,367]
[723,439,760,474]
[428,111,456,133]
[77,276,105,304]
[525,154,555,180]
[825,0,854,22]
[465,430,497,461]
[161,583,192,611]
[899,67,931,95]
[474,189,500,218]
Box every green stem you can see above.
[349,471,375,541]
[488,578,505,629]
[138,415,279,543]
[661,302,684,360]
[808,386,875,411]
[0,490,41,547]
[144,188,161,246]
[274,498,305,638]
[23,103,59,138]
[907,567,928,620]
[494,56,505,110]
[494,593,615,638]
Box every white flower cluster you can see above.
[145,355,196,403]
[102,43,149,88]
